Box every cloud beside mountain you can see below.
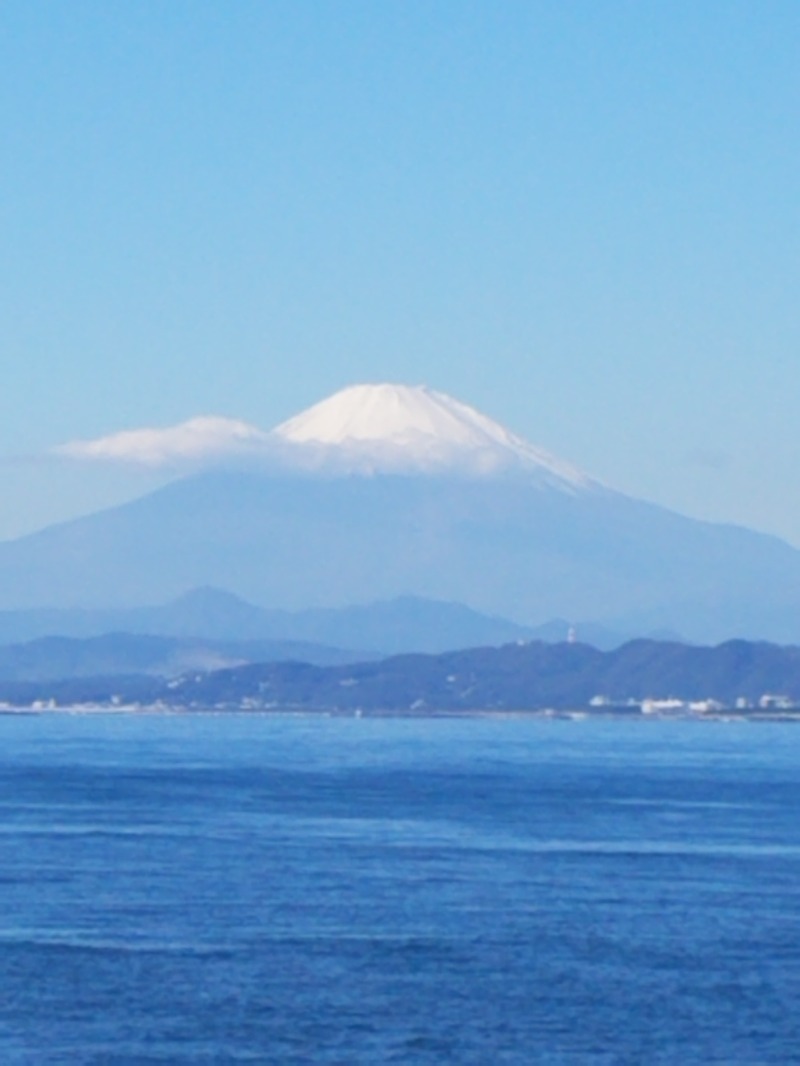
[54,416,272,469]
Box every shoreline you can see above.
[2,704,800,723]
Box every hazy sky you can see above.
[2,2,799,543]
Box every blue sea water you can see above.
[0,714,798,1065]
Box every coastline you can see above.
[2,703,800,722]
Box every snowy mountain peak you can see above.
[276,384,501,447]
[272,383,593,488]
[54,383,595,491]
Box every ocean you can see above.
[0,713,798,1064]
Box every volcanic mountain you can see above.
[3,383,800,643]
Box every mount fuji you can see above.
[4,382,800,643]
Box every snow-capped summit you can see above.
[272,383,592,487]
[275,383,493,446]
[54,382,593,489]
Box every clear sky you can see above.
[2,1,799,543]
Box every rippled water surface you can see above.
[0,713,798,1064]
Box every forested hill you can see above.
[4,638,800,712]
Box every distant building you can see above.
[688,699,725,713]
[758,694,794,709]
[640,698,686,715]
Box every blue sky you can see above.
[2,1,799,542]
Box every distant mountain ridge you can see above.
[0,587,624,653]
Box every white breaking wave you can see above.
[54,383,595,490]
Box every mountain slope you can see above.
[1,468,798,641]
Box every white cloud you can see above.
[55,416,272,469]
